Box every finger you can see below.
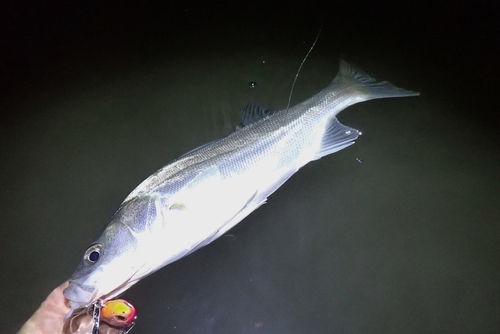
[63,314,121,334]
[18,282,71,334]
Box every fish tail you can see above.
[335,59,420,100]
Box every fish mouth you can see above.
[63,265,145,320]
[63,280,99,304]
[63,280,101,321]
[63,280,99,320]
[64,276,138,307]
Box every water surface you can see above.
[2,2,499,333]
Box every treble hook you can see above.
[118,319,136,334]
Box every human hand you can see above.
[18,282,133,334]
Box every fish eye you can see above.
[84,244,102,264]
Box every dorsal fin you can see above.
[236,103,274,129]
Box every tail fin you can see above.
[334,59,420,99]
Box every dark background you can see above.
[2,1,499,333]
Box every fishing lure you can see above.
[90,299,136,334]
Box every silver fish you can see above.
[63,60,419,319]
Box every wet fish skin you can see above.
[63,60,419,319]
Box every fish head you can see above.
[63,192,212,320]
[63,220,141,319]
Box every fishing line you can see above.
[285,28,322,113]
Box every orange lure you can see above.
[100,299,136,327]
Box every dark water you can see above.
[2,1,499,333]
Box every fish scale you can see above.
[63,59,419,320]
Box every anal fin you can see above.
[313,118,361,160]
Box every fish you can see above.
[63,59,419,319]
